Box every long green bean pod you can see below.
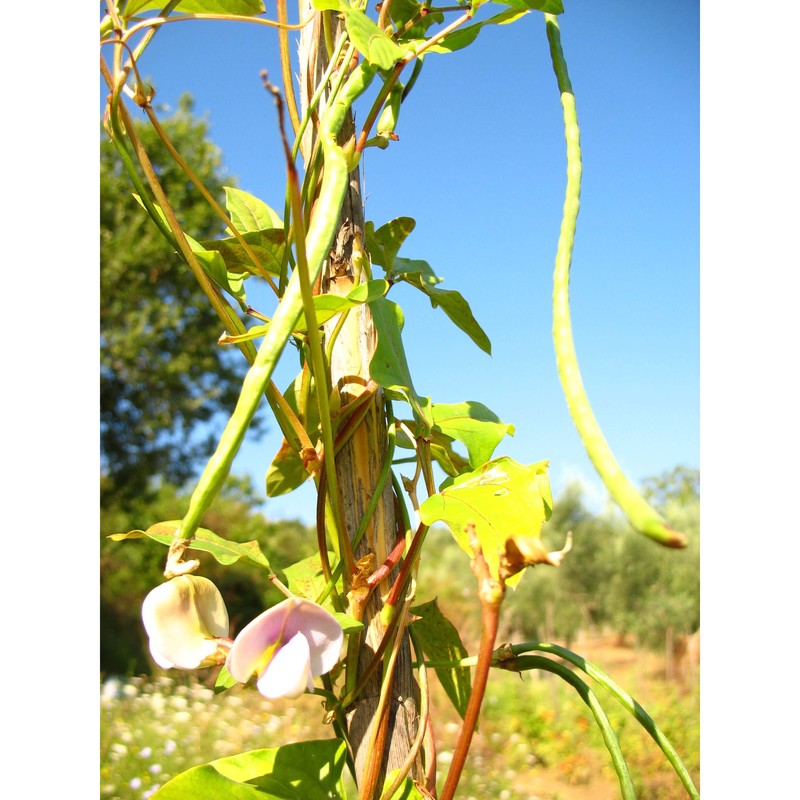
[174,62,378,548]
[545,14,686,548]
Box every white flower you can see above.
[141,576,231,670]
[226,597,343,699]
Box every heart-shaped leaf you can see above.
[342,8,404,69]
[418,457,552,583]
[224,187,282,232]
[151,739,347,800]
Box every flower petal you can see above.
[285,599,344,676]
[226,599,294,683]
[141,576,228,670]
[256,631,313,699]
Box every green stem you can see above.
[508,641,699,800]
[512,655,637,800]
[544,13,686,548]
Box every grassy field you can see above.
[100,634,698,800]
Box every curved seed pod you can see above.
[545,14,686,548]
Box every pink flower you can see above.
[141,576,231,670]
[226,597,343,699]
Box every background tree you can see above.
[608,467,700,648]
[100,94,259,508]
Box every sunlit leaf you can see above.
[265,438,310,497]
[393,259,491,354]
[418,457,552,583]
[295,279,390,330]
[422,9,529,55]
[151,739,347,800]
[224,187,282,232]
[370,298,431,429]
[311,0,341,8]
[109,521,270,569]
[411,599,472,719]
[124,0,265,18]
[493,0,563,13]
[133,194,249,308]
[388,0,444,39]
[431,401,514,468]
[333,611,364,634]
[265,372,321,496]
[200,229,285,277]
[366,217,416,272]
[283,552,341,610]
[381,771,430,799]
[213,665,238,694]
[342,8,404,69]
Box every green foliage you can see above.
[151,739,348,799]
[410,600,472,720]
[419,457,552,583]
[100,96,259,506]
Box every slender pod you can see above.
[544,14,686,548]
[174,63,378,549]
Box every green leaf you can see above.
[295,279,390,330]
[366,217,416,271]
[411,599,472,719]
[310,0,341,8]
[224,187,282,232]
[333,611,364,634]
[342,8,404,70]
[109,521,270,570]
[282,552,340,609]
[124,0,265,17]
[392,259,492,354]
[193,248,249,310]
[265,372,321,497]
[395,422,471,477]
[381,771,429,799]
[493,0,564,13]
[388,0,444,39]
[369,298,431,430]
[201,229,285,277]
[133,194,249,308]
[431,401,514,468]
[418,457,552,583]
[152,739,348,800]
[422,9,529,55]
[265,438,310,497]
[214,665,238,694]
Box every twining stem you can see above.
[440,529,504,800]
[277,0,302,135]
[101,59,311,466]
[143,105,280,296]
[266,76,355,579]
[116,10,312,44]
[544,13,686,548]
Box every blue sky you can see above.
[113,0,700,526]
